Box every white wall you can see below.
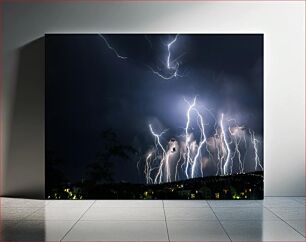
[2,1,305,197]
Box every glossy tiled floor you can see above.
[0,197,304,241]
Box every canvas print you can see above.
[46,34,263,199]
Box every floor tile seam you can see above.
[265,206,305,238]
[89,207,164,209]
[206,201,232,242]
[263,206,305,208]
[211,206,265,208]
[162,200,170,242]
[79,219,167,221]
[60,200,96,242]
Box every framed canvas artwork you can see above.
[45,34,263,199]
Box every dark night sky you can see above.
[46,34,263,183]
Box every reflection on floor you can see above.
[0,197,304,241]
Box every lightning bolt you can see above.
[150,34,182,80]
[228,120,245,173]
[148,124,168,184]
[174,152,182,181]
[144,99,263,184]
[191,108,207,178]
[183,97,197,179]
[144,152,153,184]
[212,124,222,176]
[167,34,179,70]
[148,65,181,80]
[99,34,127,59]
[242,131,248,171]
[182,97,209,179]
[220,113,231,175]
[99,34,183,80]
[249,129,263,171]
[96,34,263,183]
[147,97,209,183]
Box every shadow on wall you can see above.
[1,216,46,240]
[4,37,45,199]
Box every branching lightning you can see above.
[99,34,127,59]
[183,97,197,179]
[167,34,179,69]
[228,120,245,174]
[148,124,169,184]
[249,129,263,171]
[99,34,183,80]
[220,113,232,175]
[143,98,263,184]
[191,108,207,178]
[149,34,183,80]
[148,65,181,80]
[96,34,262,184]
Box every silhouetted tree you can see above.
[46,149,68,196]
[86,129,137,184]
